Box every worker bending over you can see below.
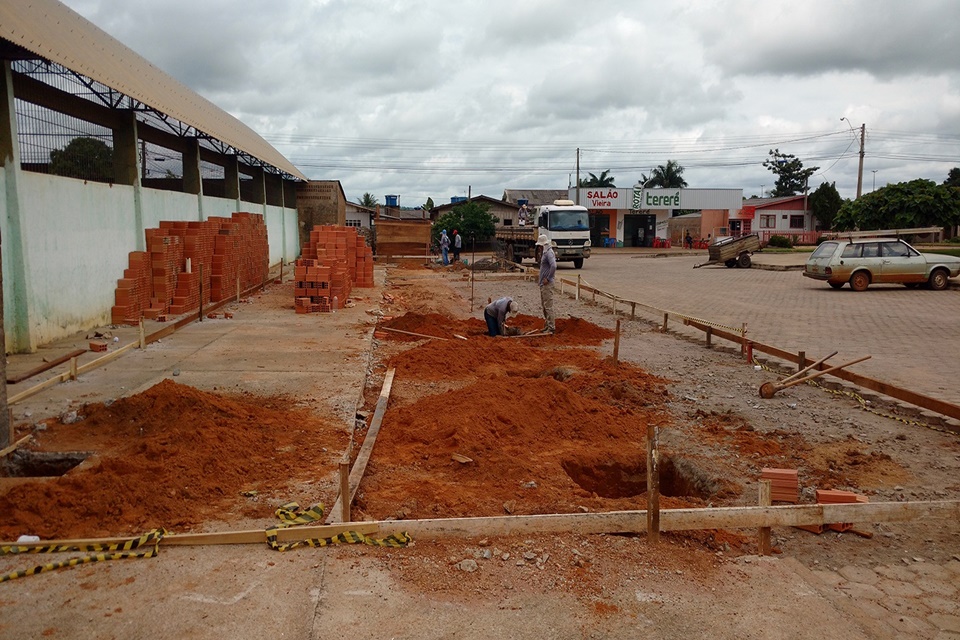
[484,297,518,337]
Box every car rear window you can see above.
[811,242,839,258]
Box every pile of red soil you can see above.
[0,380,347,540]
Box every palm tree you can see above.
[580,170,616,187]
[359,192,378,208]
[641,161,688,188]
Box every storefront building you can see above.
[567,187,743,247]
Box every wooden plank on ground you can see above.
[0,435,32,459]
[326,368,396,524]
[6,349,86,385]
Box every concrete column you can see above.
[1,61,33,353]
[112,110,139,187]
[249,166,266,205]
[183,137,202,195]
[223,154,241,210]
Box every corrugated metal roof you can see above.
[0,0,306,180]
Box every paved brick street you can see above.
[568,249,960,412]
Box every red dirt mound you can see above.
[379,312,615,346]
[0,380,347,540]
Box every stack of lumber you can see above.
[760,468,799,503]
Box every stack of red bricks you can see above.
[110,251,152,324]
[760,468,799,503]
[816,489,868,532]
[294,225,374,314]
[111,212,270,325]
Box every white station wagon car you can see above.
[803,238,960,291]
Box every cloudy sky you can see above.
[62,0,960,205]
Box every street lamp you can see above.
[872,170,878,191]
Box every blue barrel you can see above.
[518,199,529,206]
[450,196,467,204]
[385,195,399,207]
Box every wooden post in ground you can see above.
[139,318,146,349]
[613,320,621,363]
[758,480,772,555]
[646,424,660,545]
[576,275,581,301]
[69,356,78,381]
[339,459,351,522]
[661,313,669,333]
[746,341,754,364]
[798,351,805,372]
[236,276,241,303]
[630,302,636,320]
[706,326,712,348]
[740,322,747,354]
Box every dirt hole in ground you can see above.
[1,450,90,478]
[562,454,719,500]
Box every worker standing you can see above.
[452,229,462,263]
[483,297,518,337]
[537,234,556,334]
[439,229,451,266]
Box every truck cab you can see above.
[533,200,591,267]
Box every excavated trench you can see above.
[1,450,90,478]
[562,454,720,500]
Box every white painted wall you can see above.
[2,171,300,352]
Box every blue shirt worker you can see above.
[537,234,556,333]
[483,297,518,337]
[439,229,451,265]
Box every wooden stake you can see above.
[339,458,351,523]
[646,424,660,545]
[139,318,146,349]
[661,313,669,333]
[758,480,772,555]
[705,326,712,348]
[613,319,621,363]
[797,351,805,372]
[576,275,581,301]
[327,369,396,523]
[630,302,636,321]
[68,356,78,381]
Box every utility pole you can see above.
[856,123,865,199]
[575,148,581,206]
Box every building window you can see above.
[789,215,805,229]
[759,214,776,229]
[345,219,361,227]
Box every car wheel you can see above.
[928,268,949,291]
[573,257,584,269]
[737,253,752,268]
[829,282,844,289]
[850,271,870,292]
[725,259,737,268]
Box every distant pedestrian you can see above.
[452,229,462,262]
[483,297,518,337]
[537,234,556,334]
[439,229,450,265]
[685,230,693,249]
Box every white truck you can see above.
[494,200,592,268]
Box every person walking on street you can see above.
[452,229,462,263]
[483,297,518,337]
[537,234,556,334]
[439,229,451,266]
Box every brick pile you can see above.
[294,225,374,314]
[760,468,799,503]
[111,212,270,325]
[816,489,868,533]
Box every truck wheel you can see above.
[505,243,516,263]
[573,257,584,269]
[737,253,751,268]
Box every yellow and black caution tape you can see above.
[0,529,166,583]
[755,360,956,435]
[264,502,411,552]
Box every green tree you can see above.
[641,160,688,188]
[944,168,960,188]
[423,197,435,212]
[359,192,378,208]
[50,137,113,182]
[807,182,844,230]
[579,170,615,187]
[833,179,960,231]
[432,201,497,246]
[762,149,819,197]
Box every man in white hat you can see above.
[536,234,556,333]
[483,296,519,337]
